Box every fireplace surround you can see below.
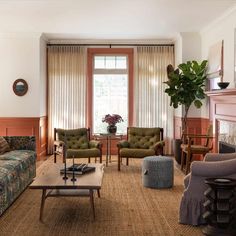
[206,89,236,153]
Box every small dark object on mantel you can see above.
[217,82,230,89]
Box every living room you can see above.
[1,1,236,235]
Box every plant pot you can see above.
[107,125,117,134]
[173,139,182,164]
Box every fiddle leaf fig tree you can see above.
[164,60,208,139]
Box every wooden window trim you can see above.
[87,48,134,132]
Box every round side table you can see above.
[202,178,236,236]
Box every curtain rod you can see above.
[47,43,174,47]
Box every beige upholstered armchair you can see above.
[180,153,236,226]
[54,128,102,163]
[117,127,165,171]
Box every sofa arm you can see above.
[117,140,130,148]
[4,136,36,151]
[191,159,236,177]
[89,140,102,149]
[204,153,236,162]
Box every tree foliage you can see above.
[164,60,208,137]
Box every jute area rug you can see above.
[0,156,203,236]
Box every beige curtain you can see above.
[47,46,87,154]
[134,46,174,154]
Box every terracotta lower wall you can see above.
[174,116,210,160]
[0,117,47,160]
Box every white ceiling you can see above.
[0,0,235,40]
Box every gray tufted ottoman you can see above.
[142,156,174,189]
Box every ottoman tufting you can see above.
[142,156,174,189]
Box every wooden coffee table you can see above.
[29,163,104,221]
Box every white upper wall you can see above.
[181,32,202,62]
[0,33,45,117]
[201,7,236,87]
[201,7,236,118]
[40,35,47,117]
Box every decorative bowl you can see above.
[217,82,230,89]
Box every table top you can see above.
[205,178,236,187]
[29,163,104,190]
[93,133,124,138]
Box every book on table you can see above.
[60,163,95,175]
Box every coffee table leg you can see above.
[106,136,108,166]
[40,189,47,221]
[97,189,100,198]
[89,189,95,220]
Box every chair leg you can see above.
[181,151,185,170]
[100,155,102,163]
[88,157,91,163]
[126,158,129,166]
[118,154,121,171]
[54,153,57,163]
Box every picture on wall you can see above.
[207,40,224,90]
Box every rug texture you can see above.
[0,156,203,236]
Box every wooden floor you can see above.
[0,155,203,236]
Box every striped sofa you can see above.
[0,136,36,216]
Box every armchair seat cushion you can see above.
[67,148,101,158]
[120,148,155,158]
[181,144,210,153]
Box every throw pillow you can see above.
[0,136,10,154]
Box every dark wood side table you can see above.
[203,178,236,236]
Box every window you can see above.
[93,56,128,134]
[87,48,134,135]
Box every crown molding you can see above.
[201,5,236,35]
[0,32,42,39]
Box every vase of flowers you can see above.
[102,114,124,134]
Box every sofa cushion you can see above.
[0,137,10,154]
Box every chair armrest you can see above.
[117,140,130,148]
[151,141,165,149]
[191,159,236,177]
[89,140,102,148]
[188,134,214,138]
[204,153,236,162]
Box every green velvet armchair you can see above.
[54,128,102,163]
[117,127,165,170]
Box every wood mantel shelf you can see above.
[206,89,236,97]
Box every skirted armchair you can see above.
[117,127,165,171]
[179,152,236,226]
[54,128,102,163]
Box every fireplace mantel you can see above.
[206,88,236,152]
[206,88,236,97]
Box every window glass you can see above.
[94,56,105,69]
[105,56,116,69]
[93,55,128,134]
[116,56,127,69]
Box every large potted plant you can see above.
[164,60,208,164]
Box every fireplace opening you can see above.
[219,141,236,153]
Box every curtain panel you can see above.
[134,46,174,154]
[47,46,87,154]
